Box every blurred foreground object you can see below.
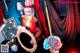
[0,17,17,44]
[16,26,37,53]
[43,36,62,53]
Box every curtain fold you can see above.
[46,0,80,41]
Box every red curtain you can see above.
[46,0,80,41]
[34,0,49,37]
[0,3,4,25]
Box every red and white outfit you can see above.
[21,0,49,36]
[21,0,37,33]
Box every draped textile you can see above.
[46,0,80,41]
[34,0,49,37]
[0,0,4,25]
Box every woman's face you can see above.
[24,7,34,16]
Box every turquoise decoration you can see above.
[43,36,60,50]
[43,38,51,50]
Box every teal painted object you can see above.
[43,38,51,50]
[3,0,24,25]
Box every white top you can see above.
[24,7,34,28]
[24,7,34,17]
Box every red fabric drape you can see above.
[47,0,80,41]
[64,0,80,40]
[34,0,49,37]
[64,5,76,40]
[0,3,4,25]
